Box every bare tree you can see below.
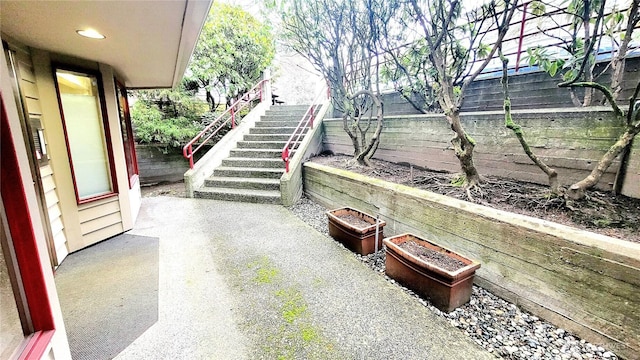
[394,0,520,194]
[280,0,392,165]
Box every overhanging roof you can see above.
[0,0,212,88]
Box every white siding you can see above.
[14,50,69,264]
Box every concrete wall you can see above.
[136,145,190,185]
[322,108,640,198]
[280,101,332,206]
[621,137,640,198]
[303,162,640,360]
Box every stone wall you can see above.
[322,108,640,198]
[303,162,640,359]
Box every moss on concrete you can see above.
[244,255,338,359]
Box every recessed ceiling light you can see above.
[76,29,105,39]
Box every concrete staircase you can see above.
[194,105,311,204]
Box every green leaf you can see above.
[530,1,546,16]
[549,62,558,77]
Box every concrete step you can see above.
[237,141,287,149]
[221,158,283,169]
[266,105,310,113]
[194,187,282,204]
[213,166,284,179]
[254,120,303,127]
[260,112,304,122]
[250,127,308,135]
[244,134,293,142]
[229,149,282,158]
[204,176,280,191]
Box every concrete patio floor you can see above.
[96,196,494,359]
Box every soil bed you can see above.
[335,213,373,228]
[311,154,640,243]
[399,241,466,271]
[141,181,186,198]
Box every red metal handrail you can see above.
[183,79,268,168]
[282,85,329,173]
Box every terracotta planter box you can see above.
[326,207,386,255]
[384,233,481,313]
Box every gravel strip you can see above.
[287,196,620,360]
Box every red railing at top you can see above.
[282,85,329,173]
[183,79,268,169]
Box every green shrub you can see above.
[131,100,203,148]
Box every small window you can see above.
[54,68,117,203]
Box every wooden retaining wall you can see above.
[303,162,640,359]
[322,108,640,198]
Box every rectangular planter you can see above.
[326,207,386,255]
[384,233,481,313]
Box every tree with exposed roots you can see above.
[499,48,560,192]
[278,0,393,165]
[187,3,275,111]
[392,0,520,195]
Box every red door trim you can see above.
[1,94,56,342]
[17,330,56,360]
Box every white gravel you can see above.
[287,196,620,360]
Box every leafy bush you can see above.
[131,87,209,149]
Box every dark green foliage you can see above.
[131,87,208,149]
[187,3,275,111]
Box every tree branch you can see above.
[560,81,623,117]
[557,0,606,87]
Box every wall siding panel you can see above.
[77,197,124,243]
[77,197,121,224]
[79,212,122,235]
[14,47,69,262]
[81,223,125,246]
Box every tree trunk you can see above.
[500,51,559,191]
[448,111,481,187]
[610,1,638,101]
[342,113,362,159]
[566,124,640,199]
[569,88,582,107]
[431,47,482,188]
[206,90,216,112]
[354,90,384,165]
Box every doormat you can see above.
[55,233,159,360]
